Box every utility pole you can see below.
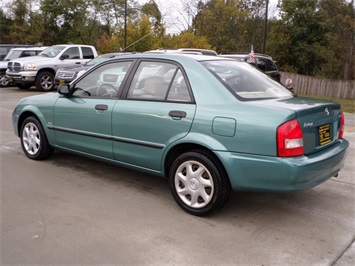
[262,0,269,54]
[124,0,127,49]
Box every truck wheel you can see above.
[0,73,9,87]
[35,71,54,91]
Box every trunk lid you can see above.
[257,97,343,155]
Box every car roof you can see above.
[102,53,234,65]
[9,46,48,51]
[144,48,218,56]
[99,52,141,58]
[220,53,274,60]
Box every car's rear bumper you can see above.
[217,138,349,192]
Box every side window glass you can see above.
[81,47,94,59]
[127,61,174,101]
[65,47,80,59]
[73,61,132,98]
[167,69,191,102]
[267,59,278,71]
[22,51,37,57]
[256,58,267,71]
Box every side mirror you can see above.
[60,53,69,60]
[58,84,71,96]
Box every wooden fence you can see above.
[280,72,355,100]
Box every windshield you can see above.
[39,45,66,58]
[201,60,292,100]
[4,50,23,61]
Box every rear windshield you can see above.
[201,60,292,100]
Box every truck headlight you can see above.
[25,64,37,70]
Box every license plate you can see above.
[59,80,65,85]
[8,76,13,82]
[319,124,331,145]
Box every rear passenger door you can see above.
[111,60,196,171]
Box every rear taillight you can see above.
[277,119,304,157]
[338,110,345,139]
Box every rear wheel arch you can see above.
[167,145,232,216]
[164,143,231,187]
[165,143,227,172]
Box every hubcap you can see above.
[175,160,214,208]
[0,74,8,86]
[22,122,40,155]
[41,75,53,90]
[189,178,199,190]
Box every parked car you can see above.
[12,54,349,216]
[219,53,281,82]
[6,44,98,91]
[0,46,48,87]
[54,52,136,87]
[0,44,39,61]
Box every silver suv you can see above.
[219,53,281,82]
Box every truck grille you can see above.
[58,72,75,79]
[7,62,23,72]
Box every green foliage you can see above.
[141,0,162,24]
[163,31,213,49]
[194,0,250,52]
[269,0,354,80]
[0,9,13,43]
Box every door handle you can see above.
[95,104,108,111]
[169,110,186,118]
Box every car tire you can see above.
[17,84,32,90]
[35,71,54,91]
[20,117,54,160]
[0,73,9,87]
[169,150,231,216]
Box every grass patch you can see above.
[299,95,355,113]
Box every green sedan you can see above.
[12,54,349,216]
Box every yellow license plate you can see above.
[59,80,65,85]
[319,124,331,145]
[8,76,13,82]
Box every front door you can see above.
[53,61,133,159]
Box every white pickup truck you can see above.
[6,44,98,91]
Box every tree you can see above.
[6,0,33,44]
[0,9,13,43]
[163,31,214,49]
[273,0,354,80]
[193,0,250,53]
[318,0,354,80]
